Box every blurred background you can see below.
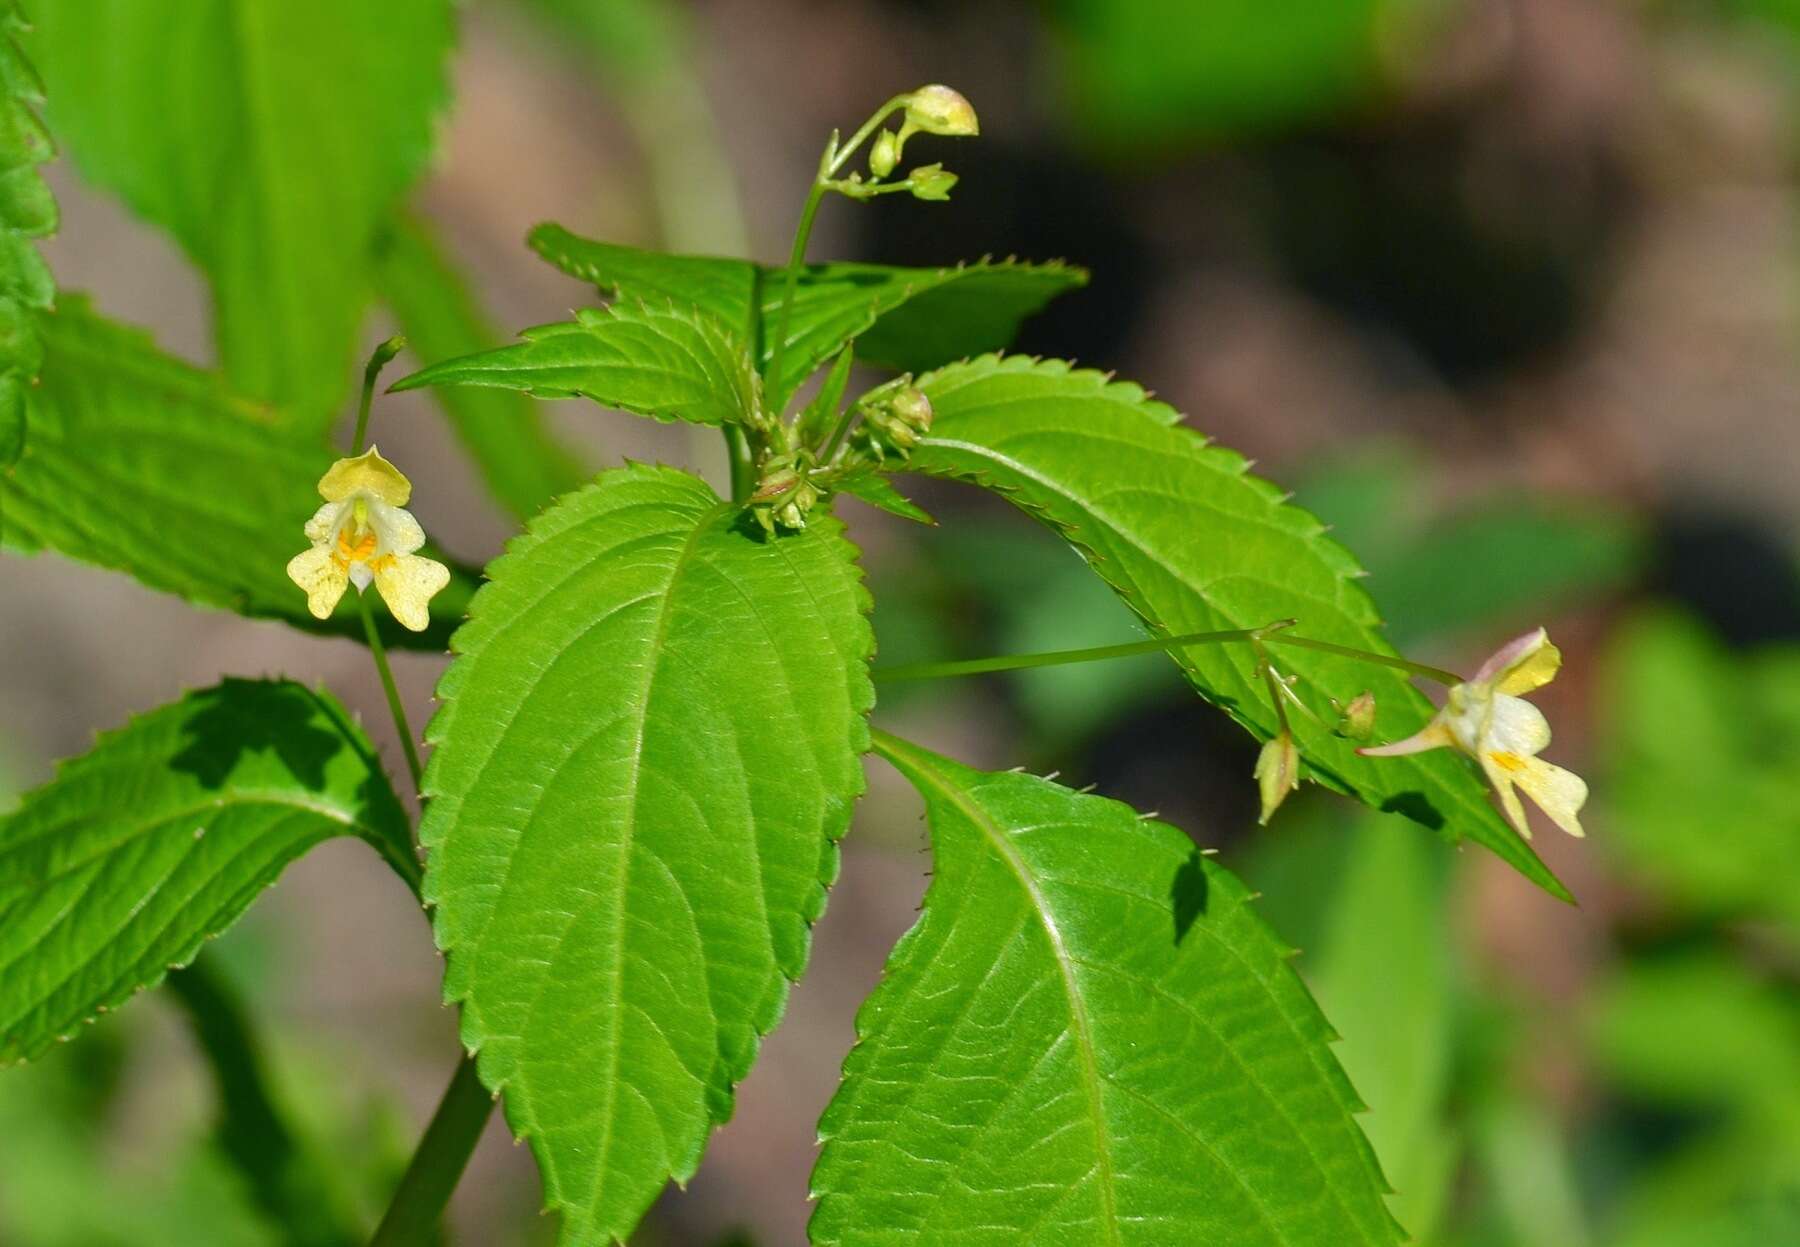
[3,0,1799,1243]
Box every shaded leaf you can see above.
[421,464,873,1244]
[529,223,1086,409]
[0,299,473,649]
[375,213,589,520]
[0,679,414,1064]
[811,732,1400,1246]
[391,300,759,430]
[32,0,453,422]
[904,354,1565,898]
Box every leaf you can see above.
[1603,609,1800,936]
[390,300,760,430]
[0,2,55,467]
[833,470,934,525]
[529,223,1087,409]
[31,0,453,422]
[0,299,473,649]
[374,213,589,520]
[811,732,1400,1246]
[0,679,415,1065]
[903,354,1567,899]
[420,464,873,1244]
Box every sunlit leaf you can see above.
[0,2,57,466]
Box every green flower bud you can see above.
[1337,691,1376,740]
[1254,731,1300,826]
[907,163,958,202]
[854,384,934,461]
[903,85,979,137]
[870,129,900,178]
[749,453,819,533]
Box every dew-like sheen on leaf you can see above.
[32,0,453,424]
[0,679,415,1064]
[0,299,473,648]
[902,354,1567,900]
[529,222,1087,411]
[811,732,1401,1246]
[420,464,874,1245]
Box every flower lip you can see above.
[317,445,412,507]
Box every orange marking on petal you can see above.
[335,528,379,563]
[1488,750,1527,773]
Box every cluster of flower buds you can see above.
[748,450,822,537]
[847,85,977,203]
[850,381,933,462]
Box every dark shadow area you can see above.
[170,681,341,792]
[1170,848,1209,944]
[1378,789,1445,832]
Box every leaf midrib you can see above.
[875,731,1122,1245]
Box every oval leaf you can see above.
[811,732,1400,1246]
[903,353,1566,899]
[422,464,874,1244]
[0,679,414,1064]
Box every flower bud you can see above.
[870,129,900,178]
[1254,731,1300,826]
[1337,691,1376,740]
[907,163,958,201]
[855,384,933,460]
[903,85,979,137]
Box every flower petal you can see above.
[1512,756,1588,838]
[373,554,450,632]
[369,499,426,556]
[303,500,345,545]
[318,446,412,507]
[1484,694,1551,757]
[286,545,348,620]
[1358,717,1456,757]
[1472,627,1561,696]
[1479,752,1535,840]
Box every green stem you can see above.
[723,424,756,503]
[352,337,407,454]
[826,95,910,179]
[764,172,827,402]
[1265,634,1461,685]
[358,594,426,796]
[169,960,359,1247]
[368,1054,493,1247]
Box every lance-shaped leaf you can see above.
[529,223,1087,409]
[0,299,473,648]
[904,354,1566,899]
[421,464,873,1244]
[811,733,1400,1246]
[0,1,57,466]
[375,213,589,520]
[0,679,415,1064]
[32,0,453,423]
[391,300,760,430]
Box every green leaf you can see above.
[0,299,473,649]
[811,732,1400,1246]
[1603,609,1800,935]
[31,0,453,422]
[374,213,589,520]
[390,300,760,429]
[0,679,414,1065]
[0,2,55,467]
[833,470,934,525]
[420,464,873,1244]
[903,354,1566,899]
[529,223,1087,409]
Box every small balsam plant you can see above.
[0,71,1587,1246]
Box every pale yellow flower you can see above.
[1360,628,1587,839]
[285,447,448,632]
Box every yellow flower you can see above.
[285,447,449,632]
[1360,628,1587,839]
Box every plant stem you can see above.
[764,172,827,402]
[352,337,407,454]
[169,959,360,1247]
[1265,634,1461,685]
[369,1053,493,1247]
[358,593,426,797]
[723,424,756,503]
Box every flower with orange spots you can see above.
[1360,628,1587,839]
[285,447,448,632]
